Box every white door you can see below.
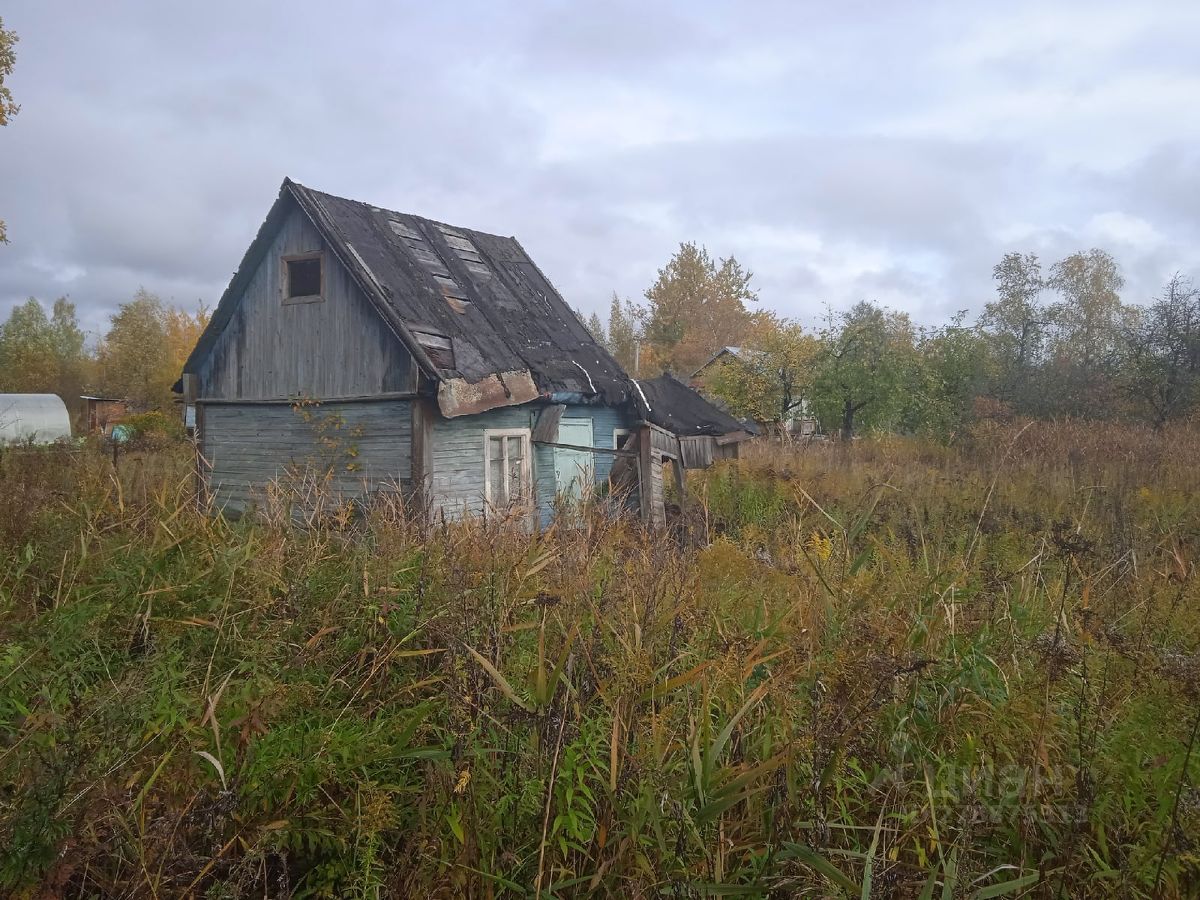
[554,419,593,500]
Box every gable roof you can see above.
[691,345,769,378]
[182,179,632,416]
[633,373,753,437]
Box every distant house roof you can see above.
[181,179,632,416]
[691,345,769,379]
[633,374,754,437]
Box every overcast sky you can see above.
[3,1,1199,339]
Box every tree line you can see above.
[586,243,1200,437]
[0,290,208,423]
[3,240,1195,441]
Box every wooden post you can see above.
[181,374,207,509]
[637,424,654,525]
[181,375,197,419]
[672,454,687,517]
[410,396,435,524]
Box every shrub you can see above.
[121,409,181,439]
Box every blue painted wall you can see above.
[202,397,634,524]
[426,401,636,523]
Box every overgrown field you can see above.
[2,423,1199,898]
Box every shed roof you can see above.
[181,179,632,415]
[633,374,753,437]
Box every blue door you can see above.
[554,419,594,500]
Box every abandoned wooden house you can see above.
[175,178,751,524]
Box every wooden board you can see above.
[203,399,413,513]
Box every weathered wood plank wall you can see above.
[679,435,715,469]
[636,423,680,528]
[203,400,412,513]
[197,203,413,400]
[425,402,635,522]
[570,405,627,485]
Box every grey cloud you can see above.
[2,0,1199,337]
[1114,144,1200,231]
[517,0,719,74]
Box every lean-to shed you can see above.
[81,395,129,436]
[0,394,73,445]
[622,375,756,527]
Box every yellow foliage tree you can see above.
[703,313,819,425]
[0,297,88,403]
[641,242,756,375]
[96,289,209,412]
[164,302,210,385]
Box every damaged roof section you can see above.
[437,370,541,418]
[633,373,755,438]
[286,181,633,416]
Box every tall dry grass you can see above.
[1,421,1198,897]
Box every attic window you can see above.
[283,253,323,303]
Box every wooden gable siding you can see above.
[197,203,413,400]
[202,399,412,513]
[424,403,634,521]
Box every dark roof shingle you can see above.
[290,181,632,404]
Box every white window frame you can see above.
[483,428,532,510]
[613,428,631,450]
